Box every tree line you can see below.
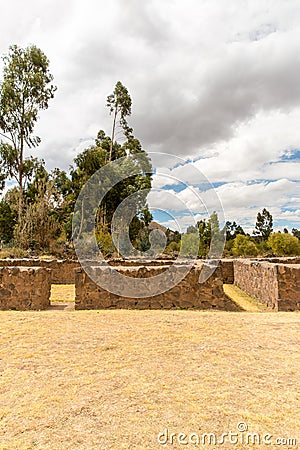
[170,208,300,258]
[0,45,152,257]
[0,44,299,259]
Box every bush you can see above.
[0,246,28,259]
[180,233,199,257]
[267,232,300,256]
[95,226,115,257]
[164,241,180,255]
[232,234,259,257]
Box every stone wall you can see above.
[0,267,51,310]
[220,259,234,284]
[0,258,237,285]
[0,259,80,284]
[253,257,300,265]
[75,264,240,311]
[234,259,300,311]
[0,257,298,311]
[234,260,278,309]
[277,264,300,311]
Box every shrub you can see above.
[164,241,180,255]
[232,234,259,257]
[0,246,28,259]
[95,226,115,257]
[180,233,199,257]
[267,232,300,256]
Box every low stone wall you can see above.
[234,260,278,309]
[220,259,234,284]
[0,257,298,311]
[253,257,300,265]
[277,264,300,311]
[234,259,300,311]
[0,267,51,310]
[75,264,240,311]
[0,259,80,284]
[0,258,236,285]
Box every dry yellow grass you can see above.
[223,284,268,312]
[50,285,75,303]
[0,310,299,449]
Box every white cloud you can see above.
[0,0,299,229]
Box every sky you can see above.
[0,0,299,233]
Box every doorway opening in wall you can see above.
[49,284,75,310]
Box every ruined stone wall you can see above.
[0,258,236,284]
[277,264,300,311]
[234,260,300,311]
[234,260,279,309]
[75,264,240,311]
[220,259,234,284]
[0,267,51,310]
[0,257,298,311]
[0,259,80,284]
[254,257,300,265]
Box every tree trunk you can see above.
[18,99,25,231]
[109,108,118,162]
[77,197,85,242]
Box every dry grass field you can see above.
[50,285,75,303]
[0,309,299,449]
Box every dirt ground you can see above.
[0,309,299,449]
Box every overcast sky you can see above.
[0,0,299,232]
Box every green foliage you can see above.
[0,246,28,259]
[292,228,300,240]
[208,211,225,257]
[139,207,153,227]
[50,168,75,241]
[197,219,211,257]
[16,174,62,250]
[267,232,300,256]
[164,241,180,255]
[0,199,17,243]
[180,232,199,257]
[196,212,225,257]
[95,224,115,257]
[253,208,273,242]
[69,83,152,250]
[1,59,298,259]
[0,45,56,148]
[0,44,56,227]
[226,221,245,240]
[232,234,259,257]
[186,225,197,234]
[107,81,133,160]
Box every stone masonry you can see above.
[0,257,298,311]
[234,259,300,311]
[0,259,79,284]
[75,263,240,311]
[277,264,300,311]
[0,267,51,311]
